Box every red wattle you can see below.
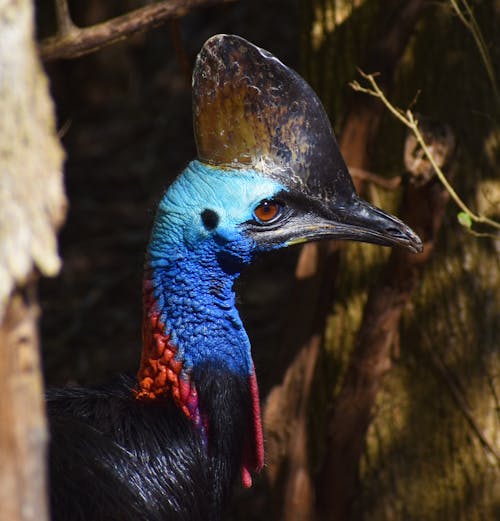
[240,367,264,488]
[135,279,199,421]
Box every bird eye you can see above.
[253,199,282,224]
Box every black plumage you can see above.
[48,366,252,521]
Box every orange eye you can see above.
[253,199,281,223]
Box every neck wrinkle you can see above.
[135,253,252,403]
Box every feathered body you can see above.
[49,378,212,521]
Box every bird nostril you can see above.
[384,225,423,253]
[385,227,404,237]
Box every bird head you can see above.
[182,33,423,262]
[149,35,422,276]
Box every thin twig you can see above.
[449,0,499,108]
[56,119,72,139]
[350,71,500,233]
[40,0,236,62]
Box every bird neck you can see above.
[135,227,263,486]
[136,243,249,400]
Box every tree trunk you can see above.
[263,1,426,519]
[0,1,66,520]
[263,1,500,520]
[0,282,48,521]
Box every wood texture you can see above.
[262,2,427,519]
[0,0,66,316]
[0,2,65,519]
[318,157,453,521]
[0,282,48,521]
[40,0,236,62]
[281,2,500,521]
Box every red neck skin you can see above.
[135,278,201,426]
[134,277,264,487]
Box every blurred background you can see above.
[33,1,499,520]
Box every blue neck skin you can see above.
[146,160,286,378]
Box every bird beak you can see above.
[284,193,423,254]
[193,35,423,254]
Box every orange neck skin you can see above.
[135,278,201,427]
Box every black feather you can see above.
[47,368,252,521]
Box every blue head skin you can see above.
[147,160,288,378]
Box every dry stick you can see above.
[350,71,500,232]
[40,0,236,62]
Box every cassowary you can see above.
[47,34,422,521]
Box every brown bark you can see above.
[263,2,428,520]
[39,0,237,62]
[264,242,341,521]
[317,169,453,521]
[0,281,48,521]
[311,4,500,520]
[339,0,428,171]
[0,1,65,519]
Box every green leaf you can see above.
[457,212,472,228]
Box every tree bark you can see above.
[317,157,453,521]
[268,2,500,521]
[0,282,48,521]
[0,1,65,519]
[263,2,427,519]
[264,242,341,521]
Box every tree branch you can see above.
[40,0,236,62]
[54,0,76,36]
[351,71,500,233]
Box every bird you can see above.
[47,34,422,521]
